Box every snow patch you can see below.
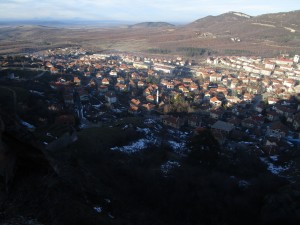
[94,206,102,213]
[144,118,156,124]
[270,155,279,162]
[136,127,151,135]
[20,120,36,131]
[161,161,181,175]
[232,12,251,18]
[260,157,290,175]
[168,140,186,153]
[238,180,250,188]
[111,139,150,154]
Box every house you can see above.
[210,96,222,106]
[105,91,117,104]
[210,109,224,120]
[55,114,75,126]
[267,121,289,138]
[130,98,141,107]
[273,69,285,76]
[50,67,58,74]
[102,78,110,85]
[226,96,241,106]
[189,84,198,91]
[142,103,156,111]
[137,81,146,88]
[99,85,108,93]
[203,92,211,101]
[183,78,193,83]
[211,120,234,134]
[153,63,175,74]
[162,116,184,129]
[146,95,155,102]
[268,97,279,105]
[73,77,81,86]
[78,89,89,102]
[227,117,241,127]
[264,61,276,70]
[255,103,265,113]
[263,137,280,155]
[115,84,128,92]
[275,58,294,66]
[293,112,300,130]
[209,74,222,82]
[260,68,272,76]
[240,78,249,85]
[131,72,139,80]
[133,62,149,69]
[96,72,102,79]
[109,70,118,76]
[241,118,258,129]
[280,65,294,71]
[117,77,125,84]
[128,105,140,115]
[243,93,253,103]
[283,79,296,88]
[143,88,151,97]
[63,94,74,105]
[188,116,201,128]
[267,111,279,121]
[179,86,189,94]
[166,82,175,89]
[129,80,136,89]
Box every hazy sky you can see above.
[0,0,299,22]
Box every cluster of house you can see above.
[1,47,300,152]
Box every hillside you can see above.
[182,10,300,53]
[189,11,252,30]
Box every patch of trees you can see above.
[223,49,253,55]
[3,123,299,225]
[146,48,171,54]
[177,47,215,57]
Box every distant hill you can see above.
[180,10,300,54]
[189,11,252,28]
[0,10,300,57]
[129,22,175,28]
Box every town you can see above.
[1,47,300,156]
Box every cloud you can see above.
[0,0,298,21]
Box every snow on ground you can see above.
[166,129,189,154]
[260,157,290,175]
[168,140,186,154]
[136,127,151,135]
[111,122,190,154]
[161,161,181,175]
[111,125,159,154]
[20,120,36,130]
[111,139,151,154]
[230,176,251,188]
[238,180,251,188]
[167,129,189,139]
[94,206,102,213]
[144,118,156,125]
[270,155,279,161]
